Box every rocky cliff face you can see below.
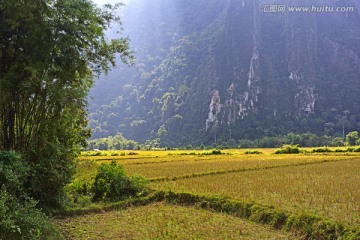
[89,0,360,145]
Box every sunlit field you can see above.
[76,148,359,181]
[56,148,360,239]
[151,158,360,227]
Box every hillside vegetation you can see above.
[89,0,360,147]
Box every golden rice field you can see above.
[75,149,359,181]
[125,155,356,179]
[58,149,360,239]
[56,203,296,240]
[151,158,360,227]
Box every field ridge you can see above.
[57,190,360,240]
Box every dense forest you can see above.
[89,0,360,147]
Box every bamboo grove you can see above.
[0,0,132,209]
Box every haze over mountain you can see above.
[89,0,360,147]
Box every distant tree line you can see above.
[87,131,360,150]
[229,132,359,148]
[237,133,345,148]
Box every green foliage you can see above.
[0,0,132,210]
[28,150,78,212]
[65,178,94,208]
[211,149,222,155]
[239,133,344,148]
[310,146,360,153]
[91,161,148,201]
[175,150,223,156]
[346,131,359,146]
[274,145,300,154]
[88,133,141,150]
[0,152,59,239]
[0,188,59,240]
[312,147,332,153]
[82,151,106,156]
[185,144,194,150]
[244,150,263,155]
[0,151,29,198]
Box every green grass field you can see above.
[55,148,360,239]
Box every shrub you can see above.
[334,149,346,153]
[346,131,359,146]
[211,149,222,155]
[128,151,139,155]
[274,145,300,154]
[185,144,193,150]
[244,150,263,155]
[346,147,354,152]
[91,161,148,201]
[0,151,29,198]
[0,187,59,240]
[66,178,93,207]
[334,147,360,153]
[0,151,59,239]
[27,149,77,211]
[353,147,360,152]
[312,147,332,153]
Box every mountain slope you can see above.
[89,0,360,146]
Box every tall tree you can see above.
[0,0,133,209]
